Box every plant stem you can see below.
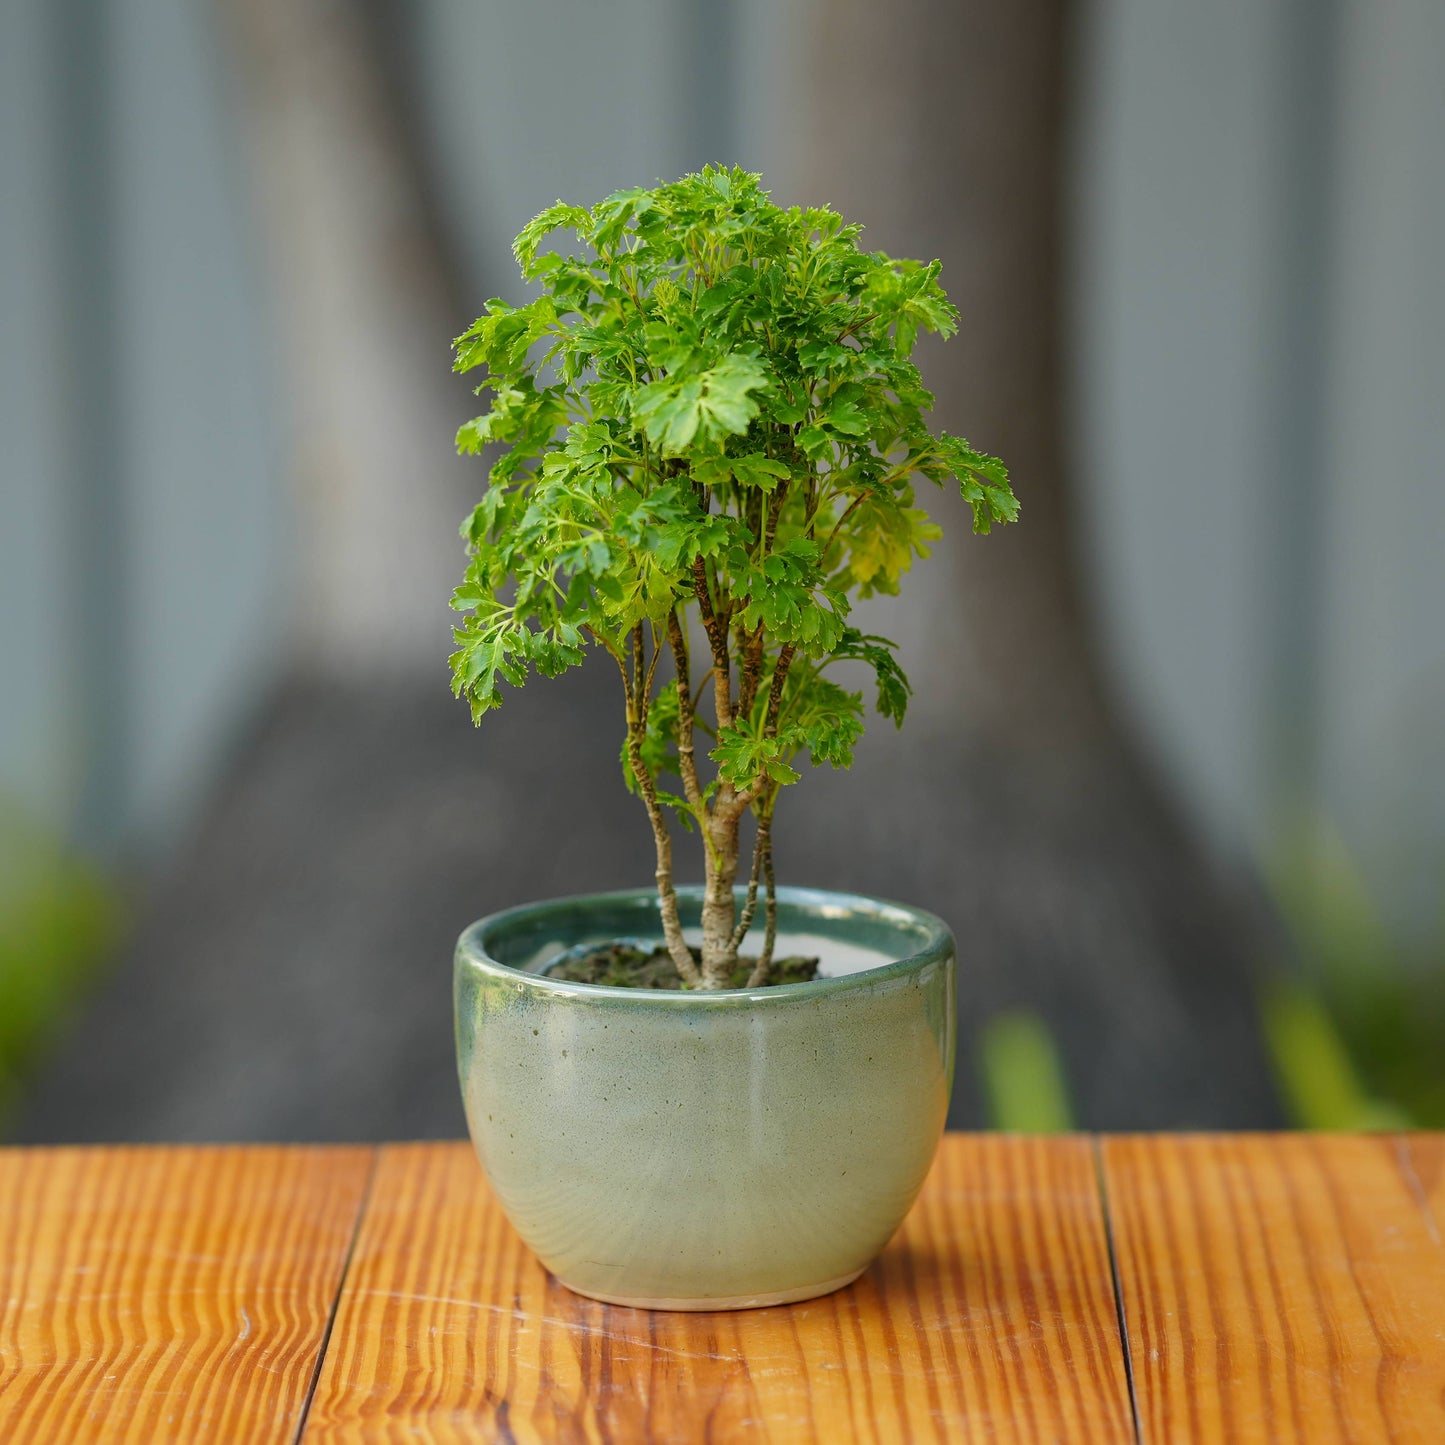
[745,822,778,988]
[625,726,702,988]
[692,556,733,732]
[614,634,701,989]
[665,609,704,809]
[764,644,796,735]
[698,808,742,989]
[729,811,767,952]
[736,626,766,718]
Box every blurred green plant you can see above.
[1259,983,1409,1130]
[980,1010,1074,1132]
[1264,816,1445,1127]
[0,805,122,1125]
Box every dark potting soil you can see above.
[546,941,820,990]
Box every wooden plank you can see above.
[304,1135,1134,1443]
[1102,1133,1445,1444]
[0,1144,373,1445]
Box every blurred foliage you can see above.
[1259,983,1410,1130]
[1265,817,1445,1128]
[0,805,122,1125]
[980,1010,1074,1133]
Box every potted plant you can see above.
[451,167,1017,1309]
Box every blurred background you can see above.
[2,0,1441,1142]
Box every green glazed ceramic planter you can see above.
[454,886,955,1310]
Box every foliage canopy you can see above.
[449,166,1017,988]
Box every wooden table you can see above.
[0,1135,1441,1443]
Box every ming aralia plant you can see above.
[449,167,1017,992]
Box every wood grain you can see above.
[0,1144,373,1445]
[8,1135,1438,1442]
[302,1135,1134,1443]
[1102,1133,1445,1444]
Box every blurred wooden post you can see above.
[216,0,475,673]
[799,0,1285,1126]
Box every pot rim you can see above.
[456,884,954,1008]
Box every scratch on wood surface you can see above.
[347,1289,747,1364]
[1396,1136,1442,1247]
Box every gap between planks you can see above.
[292,1145,380,1445]
[1100,1132,1445,1445]
[1091,1135,1145,1445]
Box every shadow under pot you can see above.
[454,885,956,1311]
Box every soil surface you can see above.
[546,942,820,990]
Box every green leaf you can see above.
[631,376,703,454]
[632,353,770,456]
[696,452,790,492]
[831,629,913,725]
[455,417,494,455]
[796,424,832,461]
[708,727,759,789]
[832,494,941,597]
[591,187,654,252]
[452,296,559,378]
[513,203,590,276]
[708,726,802,790]
[864,255,959,352]
[934,433,1020,534]
[817,388,870,437]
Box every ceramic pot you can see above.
[454,885,955,1310]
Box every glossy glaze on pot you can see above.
[455,886,955,1310]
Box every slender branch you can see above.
[818,492,868,565]
[737,625,766,718]
[764,644,797,734]
[625,727,702,988]
[761,844,778,973]
[744,822,778,988]
[764,485,785,555]
[730,644,798,813]
[630,622,644,717]
[737,469,787,723]
[730,808,770,952]
[585,622,624,665]
[835,312,877,344]
[609,621,700,986]
[602,639,630,696]
[691,665,716,717]
[666,608,704,808]
[641,618,663,722]
[693,555,733,732]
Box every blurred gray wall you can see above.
[2,0,1441,949]
[1074,0,1445,943]
[0,0,285,857]
[412,0,741,291]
